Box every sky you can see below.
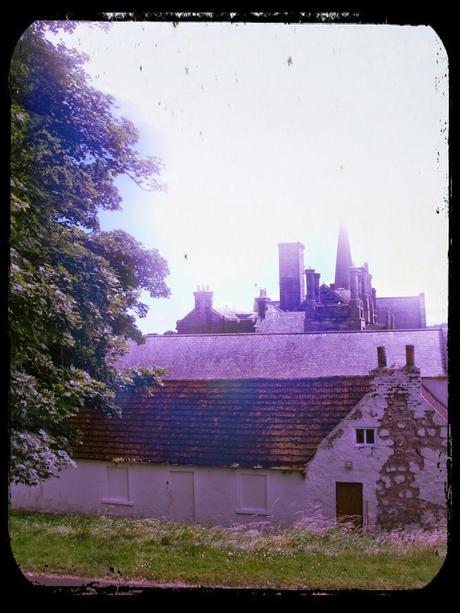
[50,20,448,333]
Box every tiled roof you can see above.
[116,328,446,379]
[72,377,370,470]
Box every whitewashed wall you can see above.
[10,370,448,530]
[303,393,394,527]
[10,461,308,526]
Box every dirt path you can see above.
[22,572,298,593]
[23,571,205,591]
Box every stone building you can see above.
[11,333,448,530]
[176,285,256,334]
[303,345,447,530]
[10,226,447,531]
[176,224,427,334]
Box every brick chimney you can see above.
[370,344,421,394]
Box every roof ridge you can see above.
[162,375,371,383]
[143,327,441,338]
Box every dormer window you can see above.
[355,428,375,447]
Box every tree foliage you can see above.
[10,22,170,485]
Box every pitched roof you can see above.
[212,307,256,321]
[319,284,347,304]
[421,384,448,421]
[116,328,446,379]
[72,376,370,470]
[256,311,305,333]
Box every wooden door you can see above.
[170,471,195,522]
[336,482,363,528]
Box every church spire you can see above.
[334,221,353,290]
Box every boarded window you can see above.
[105,466,130,503]
[238,474,268,513]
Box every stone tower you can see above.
[334,221,353,290]
[278,242,306,311]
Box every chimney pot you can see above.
[405,345,415,368]
[377,346,387,368]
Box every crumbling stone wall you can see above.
[373,368,448,530]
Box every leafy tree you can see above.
[10,22,170,486]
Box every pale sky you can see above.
[49,21,448,332]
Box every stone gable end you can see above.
[303,355,448,530]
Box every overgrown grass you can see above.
[9,510,447,590]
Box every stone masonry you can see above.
[174,226,428,334]
[373,350,448,529]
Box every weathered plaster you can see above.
[10,365,447,530]
[303,366,448,530]
[10,462,308,526]
[303,393,392,527]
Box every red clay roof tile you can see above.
[72,377,369,470]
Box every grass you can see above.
[9,510,447,590]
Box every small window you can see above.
[355,428,376,447]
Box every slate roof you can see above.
[72,376,370,470]
[178,306,256,323]
[256,311,305,333]
[212,307,256,321]
[116,328,446,379]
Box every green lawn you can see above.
[9,511,447,590]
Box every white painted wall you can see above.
[10,461,308,526]
[303,394,393,527]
